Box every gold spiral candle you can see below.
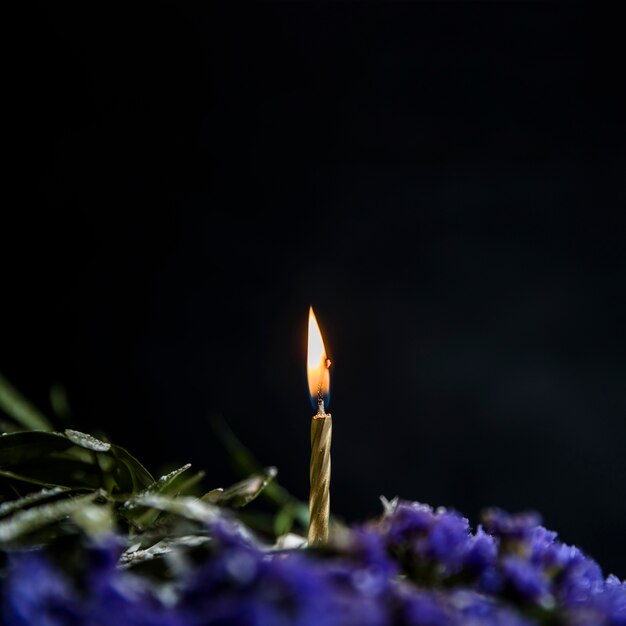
[309,400,332,545]
[307,307,332,546]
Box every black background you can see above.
[4,4,626,576]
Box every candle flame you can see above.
[307,307,331,409]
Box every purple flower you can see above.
[481,509,542,543]
[2,540,184,626]
[556,547,605,606]
[181,523,391,626]
[500,555,551,604]
[393,586,454,626]
[3,552,83,626]
[422,512,471,574]
[448,590,539,626]
[343,527,398,577]
[376,502,474,578]
[1,501,624,626]
[382,502,437,544]
[560,576,626,626]
[392,586,540,626]
[464,525,498,573]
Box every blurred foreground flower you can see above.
[2,502,624,626]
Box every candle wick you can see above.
[317,395,326,417]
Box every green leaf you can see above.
[4,457,102,490]
[109,444,154,493]
[71,503,114,538]
[0,431,73,467]
[132,493,220,524]
[0,486,70,517]
[0,468,60,489]
[204,467,277,508]
[0,493,98,543]
[274,505,296,536]
[122,464,193,530]
[143,464,192,496]
[170,470,205,497]
[0,432,155,496]
[210,415,300,509]
[49,384,71,421]
[120,535,210,568]
[64,429,111,452]
[0,373,53,431]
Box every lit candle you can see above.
[307,306,332,545]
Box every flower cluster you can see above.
[367,501,626,625]
[1,503,625,626]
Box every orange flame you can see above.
[307,307,331,406]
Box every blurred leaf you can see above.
[0,418,23,434]
[119,534,210,568]
[64,429,111,452]
[234,508,279,536]
[210,414,258,476]
[71,503,114,538]
[122,464,193,530]
[0,373,53,431]
[0,493,98,543]
[50,384,71,421]
[273,502,310,536]
[109,445,154,493]
[144,464,192,496]
[0,432,155,497]
[0,486,70,517]
[171,470,205,497]
[204,467,277,508]
[6,457,102,490]
[210,416,309,535]
[0,431,73,466]
[210,415,296,508]
[0,468,60,489]
[133,494,220,524]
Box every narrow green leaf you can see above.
[274,506,294,536]
[0,431,73,467]
[274,502,310,536]
[171,470,205,497]
[122,464,192,529]
[109,445,154,492]
[71,503,114,538]
[49,384,71,421]
[210,415,300,509]
[133,494,220,524]
[0,486,69,517]
[204,467,277,508]
[3,457,102,490]
[119,535,210,567]
[64,429,111,452]
[0,493,98,543]
[124,463,191,505]
[145,464,192,496]
[0,373,53,431]
[0,468,59,489]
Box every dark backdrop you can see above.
[4,4,626,576]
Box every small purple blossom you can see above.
[464,525,498,573]
[500,555,551,604]
[375,502,475,578]
[3,552,83,626]
[481,509,543,542]
[3,541,183,626]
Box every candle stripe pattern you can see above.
[308,414,332,546]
